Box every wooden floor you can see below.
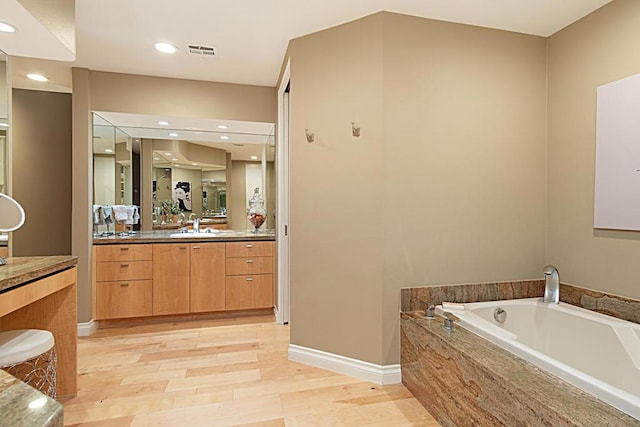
[63,315,439,426]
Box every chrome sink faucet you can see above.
[543,265,559,304]
[193,218,200,233]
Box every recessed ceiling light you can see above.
[0,22,16,33]
[27,73,48,82]
[217,125,228,129]
[191,163,198,166]
[105,148,113,153]
[153,157,160,160]
[158,120,169,126]
[250,156,259,160]
[0,123,8,127]
[164,152,172,156]
[153,42,177,54]
[169,132,179,137]
[220,135,229,140]
[173,164,179,167]
[172,158,178,161]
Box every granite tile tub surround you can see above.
[0,370,63,427]
[401,280,640,325]
[401,312,637,426]
[400,280,545,312]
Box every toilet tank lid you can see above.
[0,329,55,366]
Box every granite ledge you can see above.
[93,229,275,245]
[0,256,77,293]
[0,370,62,427]
[401,311,638,425]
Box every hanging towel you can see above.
[112,205,128,222]
[125,205,138,225]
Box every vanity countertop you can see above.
[93,229,275,245]
[0,256,78,294]
[0,370,62,427]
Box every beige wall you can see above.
[72,70,277,322]
[230,161,248,230]
[288,12,547,365]
[12,89,72,256]
[547,0,640,298]
[288,13,386,364]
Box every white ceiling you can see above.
[3,0,613,92]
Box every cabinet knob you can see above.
[246,244,253,248]
[246,277,254,281]
[246,259,254,264]
[193,246,201,249]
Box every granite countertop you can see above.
[0,371,62,427]
[0,256,78,294]
[93,229,276,244]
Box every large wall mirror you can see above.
[92,112,275,233]
[0,49,9,257]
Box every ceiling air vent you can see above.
[187,44,217,58]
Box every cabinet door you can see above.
[190,242,225,313]
[152,244,190,315]
[96,280,152,319]
[225,274,273,310]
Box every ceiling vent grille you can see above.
[187,44,217,58]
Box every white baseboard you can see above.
[77,319,97,337]
[288,344,401,385]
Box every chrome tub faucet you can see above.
[543,265,560,304]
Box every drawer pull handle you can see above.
[179,247,187,250]
[120,264,130,267]
[193,246,201,249]
[246,277,254,281]
[246,259,254,264]
[120,283,129,287]
[246,244,254,248]
[119,247,129,251]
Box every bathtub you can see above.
[435,298,640,419]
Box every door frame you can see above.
[276,59,291,325]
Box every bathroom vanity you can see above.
[93,231,275,322]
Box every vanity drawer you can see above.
[96,260,152,282]
[95,280,152,319]
[226,241,273,258]
[226,256,273,276]
[225,274,273,310]
[96,244,152,262]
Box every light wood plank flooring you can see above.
[64,315,438,426]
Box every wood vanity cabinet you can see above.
[190,242,225,313]
[225,241,274,310]
[95,244,153,319]
[152,243,190,315]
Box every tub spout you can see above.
[543,265,559,304]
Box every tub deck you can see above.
[401,311,639,426]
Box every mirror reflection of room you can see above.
[92,112,275,233]
[0,49,8,257]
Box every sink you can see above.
[169,230,220,238]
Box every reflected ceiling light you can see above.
[153,42,177,54]
[158,120,169,126]
[250,156,258,160]
[105,148,113,153]
[172,158,178,161]
[0,22,16,33]
[233,144,245,147]
[220,135,229,140]
[191,163,198,166]
[217,125,228,129]
[153,157,160,160]
[164,152,172,156]
[169,132,179,137]
[27,73,48,82]
[0,123,8,127]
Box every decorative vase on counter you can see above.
[247,187,266,233]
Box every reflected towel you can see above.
[102,205,113,223]
[125,205,139,224]
[92,205,104,225]
[112,205,128,222]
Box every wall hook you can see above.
[305,129,315,143]
[352,122,361,138]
